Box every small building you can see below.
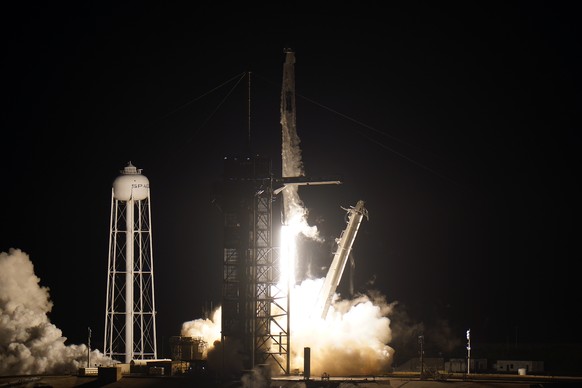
[493,360,544,374]
[77,367,98,376]
[394,357,445,372]
[129,359,173,375]
[445,358,487,373]
[169,336,207,361]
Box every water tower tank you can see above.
[113,162,149,201]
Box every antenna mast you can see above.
[247,71,252,150]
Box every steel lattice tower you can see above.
[104,162,158,363]
[217,154,289,375]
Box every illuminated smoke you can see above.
[180,51,395,378]
[0,248,114,376]
[278,49,394,376]
[179,306,246,374]
[287,279,395,376]
[180,306,222,358]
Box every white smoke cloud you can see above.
[180,305,221,358]
[180,278,395,378]
[285,278,395,377]
[178,50,396,380]
[180,50,396,379]
[278,63,395,376]
[0,248,114,376]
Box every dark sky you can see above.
[1,2,580,358]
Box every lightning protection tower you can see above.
[104,162,158,363]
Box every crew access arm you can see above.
[312,200,368,320]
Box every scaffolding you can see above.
[218,155,289,375]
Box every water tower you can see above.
[104,162,158,363]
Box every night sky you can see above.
[1,2,580,360]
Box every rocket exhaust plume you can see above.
[279,49,395,375]
[181,49,395,378]
[0,248,114,376]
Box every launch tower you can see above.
[104,162,158,363]
[216,154,289,373]
[216,49,342,376]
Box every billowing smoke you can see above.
[287,279,395,376]
[278,49,394,376]
[0,248,114,376]
[177,50,396,380]
[180,306,221,358]
[178,55,396,380]
[181,306,247,376]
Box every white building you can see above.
[493,360,544,374]
[444,358,487,373]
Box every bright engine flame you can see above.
[279,224,296,289]
[277,219,395,376]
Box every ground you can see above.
[1,373,581,388]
